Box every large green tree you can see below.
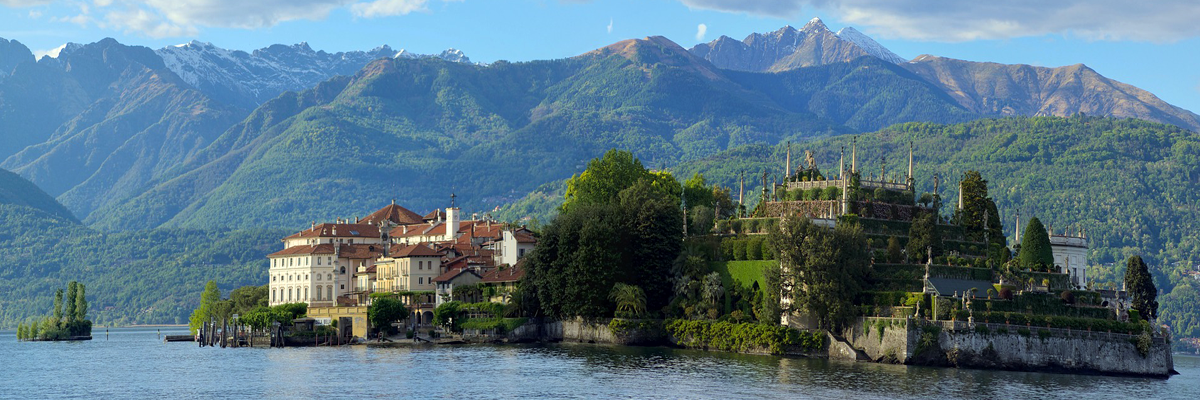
[52,289,63,320]
[64,281,78,323]
[368,297,409,335]
[526,151,683,319]
[188,281,222,334]
[1018,217,1054,271]
[771,217,869,330]
[74,283,87,322]
[229,285,269,315]
[954,171,1004,246]
[906,211,941,263]
[562,149,654,212]
[1125,255,1159,321]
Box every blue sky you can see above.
[2,0,1199,113]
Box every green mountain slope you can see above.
[91,37,979,231]
[0,168,77,222]
[0,169,282,328]
[673,116,1200,267]
[0,39,248,219]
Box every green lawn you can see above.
[710,260,775,290]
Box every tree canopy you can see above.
[1018,217,1054,271]
[368,297,409,334]
[188,281,222,334]
[526,150,683,319]
[1125,255,1159,321]
[771,217,869,330]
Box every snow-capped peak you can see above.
[153,41,474,109]
[835,26,905,64]
[801,17,828,32]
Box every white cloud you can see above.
[33,43,67,59]
[52,14,92,27]
[607,17,612,34]
[677,0,1200,42]
[0,0,52,6]
[103,7,197,37]
[27,9,40,18]
[350,0,427,18]
[695,23,707,41]
[0,0,445,38]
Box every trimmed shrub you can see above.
[664,319,825,354]
[746,237,764,260]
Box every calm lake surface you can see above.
[2,327,1199,399]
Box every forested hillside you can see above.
[500,115,1200,336]
[86,37,974,232]
[0,169,282,328]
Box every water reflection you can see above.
[3,328,1198,399]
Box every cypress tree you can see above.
[75,283,88,322]
[1018,217,1054,271]
[887,236,903,263]
[65,282,78,323]
[52,289,64,320]
[1125,256,1159,320]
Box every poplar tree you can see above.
[75,283,87,322]
[65,281,78,323]
[53,289,64,320]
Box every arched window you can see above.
[340,266,346,274]
[327,274,332,281]
[316,274,321,281]
[316,286,322,301]
[328,285,334,297]
[271,289,276,303]
[288,288,293,301]
[304,287,308,300]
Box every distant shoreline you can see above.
[94,324,188,328]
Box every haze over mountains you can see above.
[689,18,1200,132]
[2,23,1200,328]
[0,21,1196,234]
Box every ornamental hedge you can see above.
[664,319,824,354]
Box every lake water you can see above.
[3,327,1199,399]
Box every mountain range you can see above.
[1,23,1200,328]
[689,19,1200,132]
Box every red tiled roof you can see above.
[481,262,525,283]
[390,222,445,238]
[268,243,383,259]
[391,243,443,257]
[285,223,380,239]
[361,203,424,226]
[433,267,482,283]
[423,209,445,221]
[515,232,537,243]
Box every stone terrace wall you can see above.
[920,322,1174,377]
[843,317,914,362]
